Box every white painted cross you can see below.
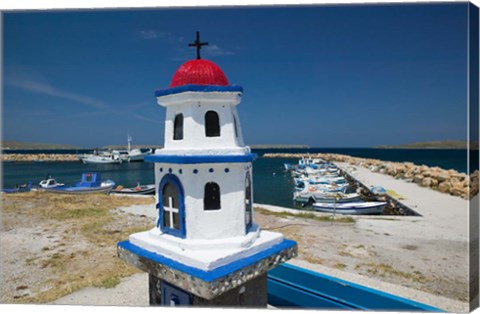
[165,196,179,229]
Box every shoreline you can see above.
[264,152,478,200]
[1,154,79,162]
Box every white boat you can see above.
[81,151,123,164]
[312,201,387,215]
[294,180,349,193]
[294,191,360,204]
[127,148,152,162]
[112,135,152,162]
[38,177,65,189]
[295,175,346,185]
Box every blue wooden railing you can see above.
[267,263,443,312]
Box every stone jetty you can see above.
[263,153,478,199]
[1,153,79,162]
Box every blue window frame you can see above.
[158,174,186,238]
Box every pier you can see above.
[2,153,79,162]
[336,163,421,216]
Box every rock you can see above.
[450,186,465,197]
[434,172,450,182]
[421,177,438,188]
[438,181,451,193]
[413,175,424,184]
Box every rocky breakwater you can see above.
[2,153,79,162]
[263,153,479,199]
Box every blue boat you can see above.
[46,173,115,194]
[2,182,33,193]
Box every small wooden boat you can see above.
[111,183,155,195]
[46,173,115,194]
[38,177,65,189]
[294,191,360,204]
[2,182,33,193]
[312,201,387,215]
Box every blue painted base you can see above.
[118,238,296,282]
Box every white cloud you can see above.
[7,78,110,110]
[204,44,235,57]
[137,30,172,40]
[7,77,161,125]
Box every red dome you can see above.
[170,59,229,88]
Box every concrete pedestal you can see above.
[117,239,297,307]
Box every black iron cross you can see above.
[188,31,208,60]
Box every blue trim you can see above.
[155,84,243,97]
[158,174,186,238]
[145,153,257,164]
[267,263,443,312]
[117,239,297,282]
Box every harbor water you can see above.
[1,148,474,208]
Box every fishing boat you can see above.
[112,135,152,162]
[111,183,155,195]
[294,180,349,193]
[46,173,115,194]
[312,201,387,215]
[38,176,65,189]
[2,182,33,193]
[295,175,347,185]
[80,150,123,164]
[294,191,360,204]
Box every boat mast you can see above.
[127,133,132,152]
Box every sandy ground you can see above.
[1,164,475,312]
[55,198,470,312]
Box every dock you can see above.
[335,162,470,243]
[336,163,421,216]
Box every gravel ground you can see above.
[1,187,472,312]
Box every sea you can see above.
[2,148,476,208]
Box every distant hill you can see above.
[2,141,80,150]
[102,145,162,150]
[249,144,310,149]
[376,140,478,149]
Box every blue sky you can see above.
[2,3,470,148]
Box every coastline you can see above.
[1,154,79,162]
[264,152,479,200]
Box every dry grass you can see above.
[254,207,355,224]
[386,189,405,200]
[2,191,155,303]
[356,262,428,283]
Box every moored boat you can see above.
[312,201,387,215]
[111,183,155,195]
[38,177,65,189]
[80,151,123,164]
[294,191,360,204]
[2,182,33,193]
[46,173,115,194]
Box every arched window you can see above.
[162,183,180,230]
[173,113,183,140]
[205,111,220,137]
[204,182,221,210]
[245,173,253,230]
[158,174,185,238]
